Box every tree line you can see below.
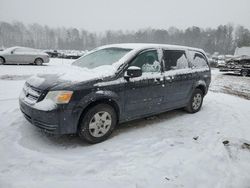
[0,21,250,54]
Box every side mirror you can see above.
[124,66,142,80]
[11,50,14,54]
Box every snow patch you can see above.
[26,75,45,86]
[57,65,116,82]
[34,99,57,111]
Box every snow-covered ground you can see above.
[0,59,250,188]
[210,69,250,100]
[0,58,75,80]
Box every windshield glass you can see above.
[73,47,132,69]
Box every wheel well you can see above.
[35,57,43,62]
[241,69,248,73]
[196,85,206,95]
[78,98,120,129]
[0,56,5,62]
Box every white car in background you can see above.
[0,46,50,65]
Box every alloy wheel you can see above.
[88,111,112,138]
[192,93,202,110]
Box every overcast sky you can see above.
[1,0,250,31]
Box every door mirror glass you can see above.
[125,66,142,78]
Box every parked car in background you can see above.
[217,55,226,68]
[220,55,250,76]
[44,50,61,58]
[60,51,83,59]
[43,49,86,59]
[19,43,211,144]
[0,46,50,65]
[63,54,81,59]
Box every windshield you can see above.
[73,47,132,69]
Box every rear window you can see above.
[189,51,208,69]
[163,50,189,71]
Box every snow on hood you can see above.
[26,64,117,87]
[58,65,116,82]
[27,75,45,86]
[25,47,141,87]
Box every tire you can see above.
[185,88,204,113]
[241,70,248,77]
[34,58,43,65]
[0,57,5,65]
[78,104,117,144]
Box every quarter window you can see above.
[163,50,189,71]
[189,51,208,68]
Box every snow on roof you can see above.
[3,46,41,53]
[98,43,205,53]
[72,43,207,81]
[234,46,250,56]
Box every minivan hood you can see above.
[26,65,117,90]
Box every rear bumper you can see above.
[19,99,78,134]
[43,57,50,63]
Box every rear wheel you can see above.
[185,88,204,113]
[78,104,117,144]
[0,57,4,65]
[241,70,248,77]
[34,58,43,65]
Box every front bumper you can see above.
[19,98,79,134]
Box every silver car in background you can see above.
[0,46,50,65]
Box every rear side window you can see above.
[189,51,208,69]
[163,50,189,71]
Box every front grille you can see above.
[22,83,42,104]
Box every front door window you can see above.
[129,50,161,73]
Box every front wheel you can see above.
[0,57,4,65]
[34,58,43,65]
[185,89,204,113]
[78,104,117,144]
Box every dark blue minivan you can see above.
[19,44,211,143]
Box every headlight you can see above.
[45,90,73,104]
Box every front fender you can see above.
[72,90,121,125]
